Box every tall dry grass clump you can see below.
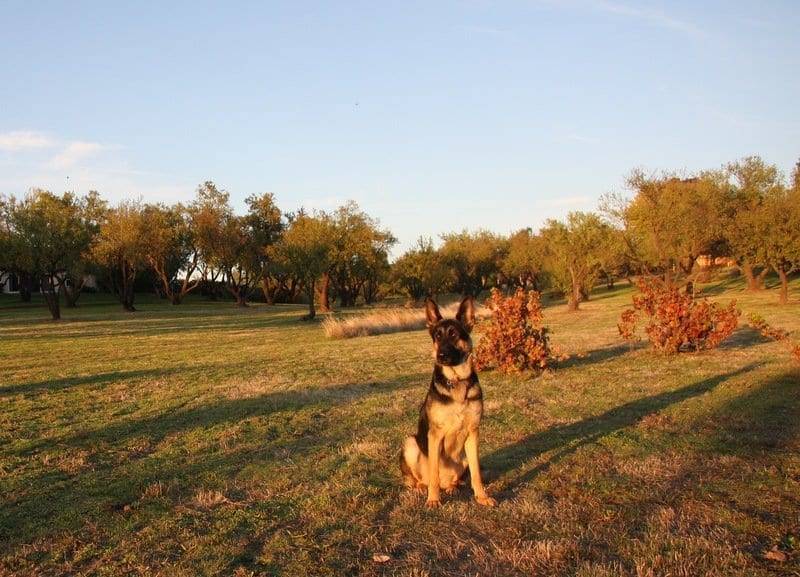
[322,301,488,339]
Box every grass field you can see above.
[1,276,798,577]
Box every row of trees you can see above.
[2,155,798,320]
[391,214,627,310]
[392,155,800,308]
[0,183,395,319]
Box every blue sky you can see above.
[1,1,798,253]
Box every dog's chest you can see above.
[430,390,482,435]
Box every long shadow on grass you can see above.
[0,313,303,341]
[709,369,800,454]
[557,342,646,370]
[717,326,771,350]
[0,368,183,397]
[1,372,426,544]
[483,363,761,494]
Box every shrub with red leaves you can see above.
[748,313,800,364]
[619,277,740,353]
[475,288,552,373]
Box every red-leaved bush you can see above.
[748,313,800,364]
[475,288,552,373]
[618,277,740,353]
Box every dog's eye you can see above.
[448,327,456,338]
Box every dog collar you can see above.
[440,371,477,390]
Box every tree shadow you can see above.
[708,368,800,454]
[717,326,771,351]
[695,276,746,296]
[2,372,427,544]
[0,312,303,341]
[0,368,185,398]
[583,282,633,302]
[557,342,646,370]
[482,363,761,494]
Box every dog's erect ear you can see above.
[456,296,476,332]
[425,298,442,329]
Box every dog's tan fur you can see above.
[400,297,496,508]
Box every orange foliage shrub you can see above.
[748,313,800,363]
[475,288,552,373]
[618,277,740,353]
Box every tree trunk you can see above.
[261,278,275,305]
[19,272,32,302]
[236,293,248,307]
[44,293,60,320]
[171,294,183,305]
[62,276,85,308]
[742,262,768,291]
[777,268,789,305]
[121,262,136,312]
[568,267,580,311]
[319,273,331,312]
[756,267,769,290]
[43,278,61,321]
[567,291,579,311]
[306,280,316,319]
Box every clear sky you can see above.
[1,1,798,253]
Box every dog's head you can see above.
[425,296,476,366]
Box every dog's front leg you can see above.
[465,429,496,507]
[426,430,443,508]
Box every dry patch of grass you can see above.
[322,301,489,339]
[192,488,230,508]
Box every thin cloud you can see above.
[48,141,106,170]
[456,24,518,41]
[584,0,704,37]
[565,133,599,144]
[0,130,54,151]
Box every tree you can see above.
[0,198,17,293]
[622,170,726,283]
[723,156,784,291]
[93,201,146,311]
[3,190,101,320]
[761,186,800,304]
[57,190,106,308]
[270,213,333,319]
[141,203,201,304]
[595,225,632,289]
[391,237,449,302]
[191,181,232,300]
[243,193,284,305]
[501,228,548,291]
[327,202,396,307]
[540,212,611,311]
[439,230,508,296]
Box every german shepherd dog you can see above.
[400,296,496,508]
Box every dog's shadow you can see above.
[479,363,760,496]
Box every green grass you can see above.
[1,276,799,576]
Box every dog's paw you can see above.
[444,485,459,495]
[425,498,441,509]
[475,495,497,507]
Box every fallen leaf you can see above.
[763,546,787,562]
[373,554,391,563]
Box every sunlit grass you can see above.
[0,275,798,576]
